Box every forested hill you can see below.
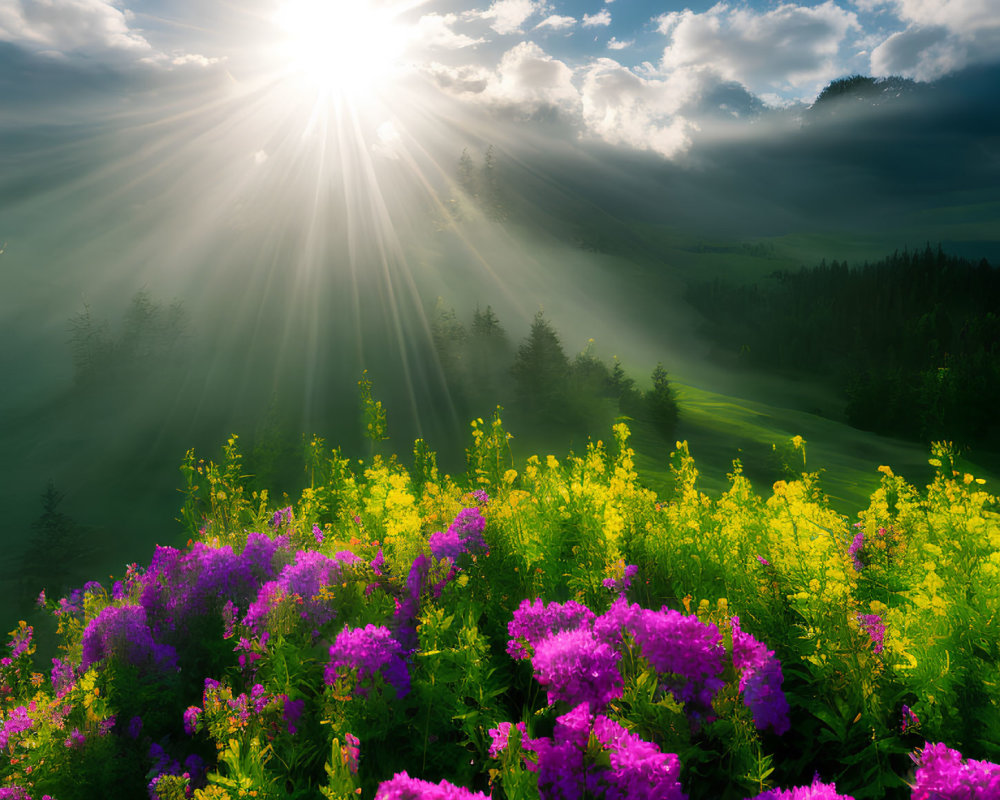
[687,245,1000,448]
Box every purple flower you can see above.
[529,704,592,799]
[731,617,791,735]
[507,599,596,660]
[471,489,490,505]
[630,607,726,714]
[222,600,238,639]
[279,550,342,600]
[593,597,643,648]
[128,715,144,740]
[0,706,34,751]
[532,628,623,712]
[51,657,75,695]
[326,624,410,699]
[335,550,362,567]
[80,605,177,674]
[374,771,490,799]
[313,524,325,544]
[241,532,290,583]
[183,706,202,736]
[602,563,639,597]
[344,733,360,774]
[271,506,293,530]
[282,698,305,734]
[848,530,865,572]
[429,530,466,562]
[488,721,527,758]
[6,624,32,660]
[911,742,1000,799]
[98,715,116,737]
[184,753,206,785]
[591,715,686,800]
[445,508,488,556]
[64,728,86,749]
[901,705,919,733]
[371,549,386,576]
[0,787,33,800]
[857,614,884,655]
[406,554,431,601]
[241,582,284,635]
[750,776,854,799]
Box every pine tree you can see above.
[645,363,679,438]
[511,311,569,420]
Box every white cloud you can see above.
[535,14,576,31]
[475,0,541,35]
[0,0,152,56]
[413,13,485,49]
[580,58,695,157]
[658,2,859,96]
[169,53,225,68]
[493,40,578,107]
[887,0,997,31]
[607,37,632,50]
[425,62,492,94]
[865,0,1000,78]
[582,9,612,27]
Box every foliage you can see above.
[3,409,1000,799]
[687,245,1000,447]
[429,305,678,444]
[68,291,189,386]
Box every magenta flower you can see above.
[602,564,639,596]
[271,506,293,530]
[532,628,623,711]
[326,624,410,698]
[429,508,488,563]
[428,529,465,562]
[6,625,32,660]
[731,616,790,735]
[344,733,360,774]
[374,772,490,799]
[593,597,643,648]
[507,598,596,660]
[527,704,686,800]
[857,613,885,654]
[282,698,305,734]
[901,704,919,733]
[487,721,527,758]
[848,529,865,572]
[630,607,726,713]
[64,728,86,749]
[750,775,854,799]
[591,716,686,800]
[80,605,177,674]
[911,742,1000,799]
[183,706,202,736]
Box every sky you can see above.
[2,0,999,158]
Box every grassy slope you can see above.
[624,381,999,518]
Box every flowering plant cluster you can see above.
[0,423,997,800]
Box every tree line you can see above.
[687,245,1000,448]
[430,302,678,443]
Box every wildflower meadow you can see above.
[2,410,999,799]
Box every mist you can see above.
[2,51,999,628]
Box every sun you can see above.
[272,0,410,96]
